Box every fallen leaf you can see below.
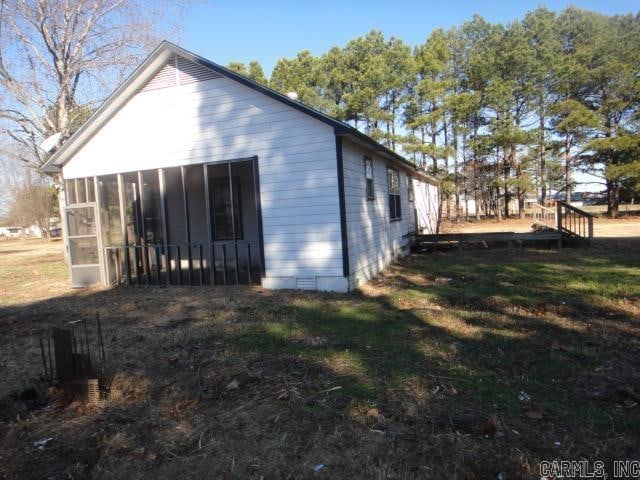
[524,407,548,420]
[480,415,502,436]
[226,379,240,390]
[367,408,380,419]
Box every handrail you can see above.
[525,203,557,225]
[556,201,594,243]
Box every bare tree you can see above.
[1,141,54,237]
[0,0,190,168]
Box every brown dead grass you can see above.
[443,215,640,238]
[0,236,639,479]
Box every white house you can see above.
[42,42,438,291]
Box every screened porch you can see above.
[63,158,264,288]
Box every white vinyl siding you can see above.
[63,57,345,288]
[413,178,439,234]
[342,140,417,288]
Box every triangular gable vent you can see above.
[141,54,222,92]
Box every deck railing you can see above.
[556,201,594,243]
[524,203,557,225]
[104,240,261,287]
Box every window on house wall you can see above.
[364,156,374,199]
[387,168,401,220]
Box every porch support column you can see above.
[203,163,215,285]
[228,161,239,285]
[159,168,171,286]
[137,171,150,286]
[252,156,266,279]
[93,176,107,285]
[117,173,131,286]
[180,165,193,284]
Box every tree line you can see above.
[230,7,640,218]
[0,0,187,232]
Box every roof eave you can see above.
[40,42,176,172]
[40,40,437,188]
[335,130,438,185]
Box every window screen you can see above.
[387,168,401,220]
[364,157,374,199]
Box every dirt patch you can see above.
[443,216,640,238]
[0,238,639,478]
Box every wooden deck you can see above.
[414,201,595,251]
[413,231,563,250]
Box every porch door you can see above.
[66,204,102,287]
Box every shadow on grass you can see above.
[0,238,639,478]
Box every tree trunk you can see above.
[564,134,572,204]
[539,93,547,204]
[472,117,480,220]
[453,126,460,220]
[503,147,510,218]
[462,129,469,221]
[443,117,450,219]
[517,185,525,219]
[607,180,620,218]
[431,131,438,176]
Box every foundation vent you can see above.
[296,277,317,290]
[141,55,222,92]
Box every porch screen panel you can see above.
[66,206,98,265]
[142,169,163,244]
[66,179,76,205]
[98,175,123,246]
[164,167,186,243]
[76,178,87,204]
[69,237,100,265]
[122,172,140,245]
[67,207,96,236]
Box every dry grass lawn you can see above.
[443,216,640,238]
[0,236,639,479]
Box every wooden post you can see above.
[155,245,162,284]
[588,216,594,244]
[93,176,107,285]
[222,243,227,285]
[117,174,131,286]
[247,242,252,286]
[252,156,265,280]
[159,168,171,286]
[176,245,182,285]
[228,162,240,285]
[203,163,214,286]
[138,171,151,286]
[556,202,562,232]
[180,166,193,285]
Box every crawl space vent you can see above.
[296,277,317,290]
[141,55,222,91]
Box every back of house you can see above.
[43,42,438,291]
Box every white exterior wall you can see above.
[342,140,417,289]
[414,178,439,234]
[62,63,347,291]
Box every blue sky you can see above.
[181,0,639,75]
